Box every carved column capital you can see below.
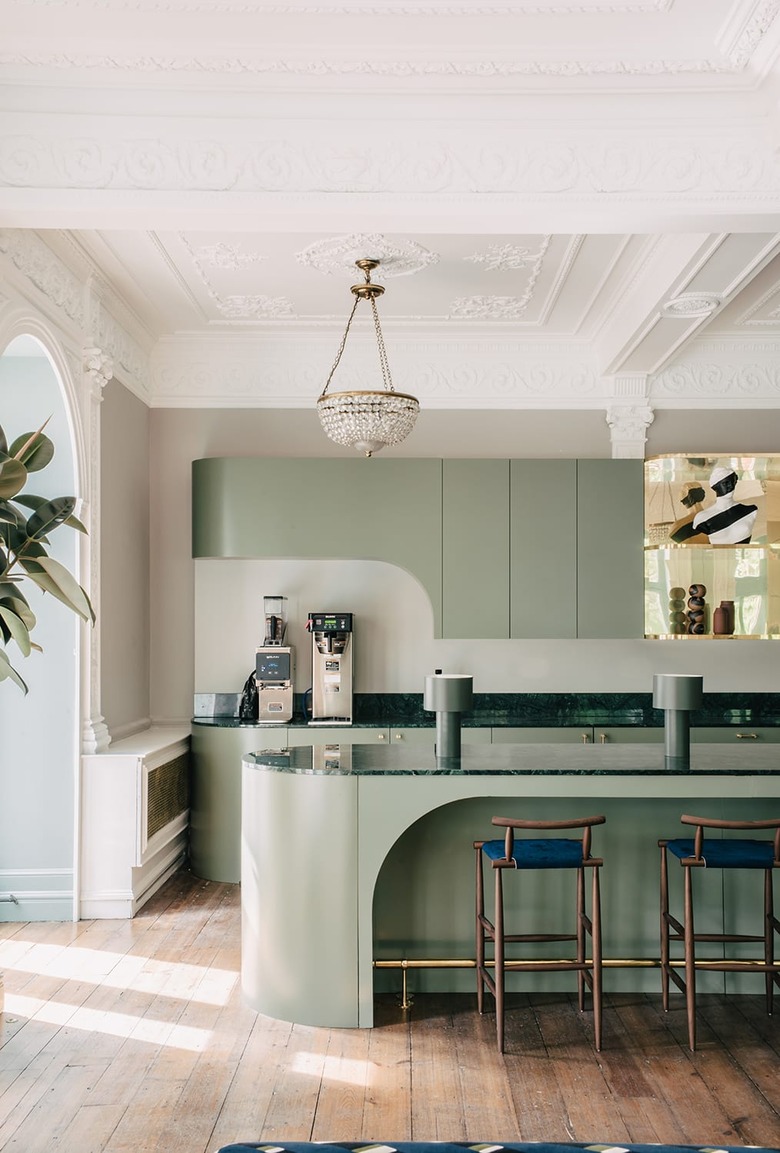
[83,347,114,396]
[605,404,655,459]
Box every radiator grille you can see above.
[147,752,190,841]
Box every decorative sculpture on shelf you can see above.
[669,481,709,543]
[668,586,687,634]
[692,465,758,544]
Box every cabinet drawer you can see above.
[690,727,780,744]
[594,727,664,744]
[389,727,492,746]
[491,726,593,744]
[286,727,391,745]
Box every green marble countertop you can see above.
[243,742,780,776]
[194,691,780,728]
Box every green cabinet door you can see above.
[442,459,509,638]
[577,459,644,638]
[510,458,577,638]
[193,457,443,634]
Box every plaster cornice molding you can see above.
[9,0,671,10]
[651,356,780,402]
[3,135,779,196]
[0,51,743,77]
[150,337,602,406]
[0,229,86,329]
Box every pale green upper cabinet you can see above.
[442,460,509,638]
[192,456,643,641]
[192,457,444,635]
[510,459,577,638]
[577,459,644,638]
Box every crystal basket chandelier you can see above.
[317,258,419,458]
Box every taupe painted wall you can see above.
[148,407,780,725]
[100,381,151,737]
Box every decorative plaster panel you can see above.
[2,136,778,196]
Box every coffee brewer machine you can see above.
[307,612,353,725]
[255,596,295,723]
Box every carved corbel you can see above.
[605,404,655,459]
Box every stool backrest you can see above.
[490,814,605,864]
[679,813,780,864]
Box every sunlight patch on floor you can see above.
[290,1051,371,1086]
[4,993,213,1052]
[0,939,237,1005]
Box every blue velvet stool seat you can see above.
[659,813,780,1051]
[474,814,605,1054]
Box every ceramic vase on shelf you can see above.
[668,586,687,634]
[687,583,707,635]
[713,600,735,636]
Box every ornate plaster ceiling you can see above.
[2,0,780,420]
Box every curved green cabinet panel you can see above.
[193,457,443,635]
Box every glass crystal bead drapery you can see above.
[316,258,420,457]
[317,390,420,458]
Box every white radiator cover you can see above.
[81,726,191,918]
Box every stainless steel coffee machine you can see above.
[307,612,353,725]
[255,596,295,723]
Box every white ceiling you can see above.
[3,0,780,421]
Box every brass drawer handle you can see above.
[394,732,403,740]
[581,732,591,744]
[377,732,386,741]
[599,732,608,744]
[735,732,758,739]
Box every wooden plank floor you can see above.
[1,868,779,1153]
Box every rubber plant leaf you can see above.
[0,603,32,656]
[0,500,23,526]
[0,423,7,456]
[26,496,78,540]
[10,422,54,472]
[0,594,35,630]
[0,646,28,694]
[19,556,95,624]
[0,457,27,499]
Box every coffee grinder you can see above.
[255,596,295,723]
[307,612,353,725]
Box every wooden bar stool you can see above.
[659,813,780,1051]
[474,814,605,1053]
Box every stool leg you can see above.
[495,866,505,1053]
[683,864,696,1051]
[592,864,602,1053]
[765,868,774,1017]
[475,846,485,1014]
[576,866,585,1011]
[659,844,670,1011]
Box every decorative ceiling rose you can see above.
[317,259,419,458]
[661,292,722,318]
[297,234,438,279]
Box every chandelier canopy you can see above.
[316,258,420,458]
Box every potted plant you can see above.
[0,419,94,693]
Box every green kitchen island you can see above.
[240,743,780,1028]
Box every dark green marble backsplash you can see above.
[349,692,780,728]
